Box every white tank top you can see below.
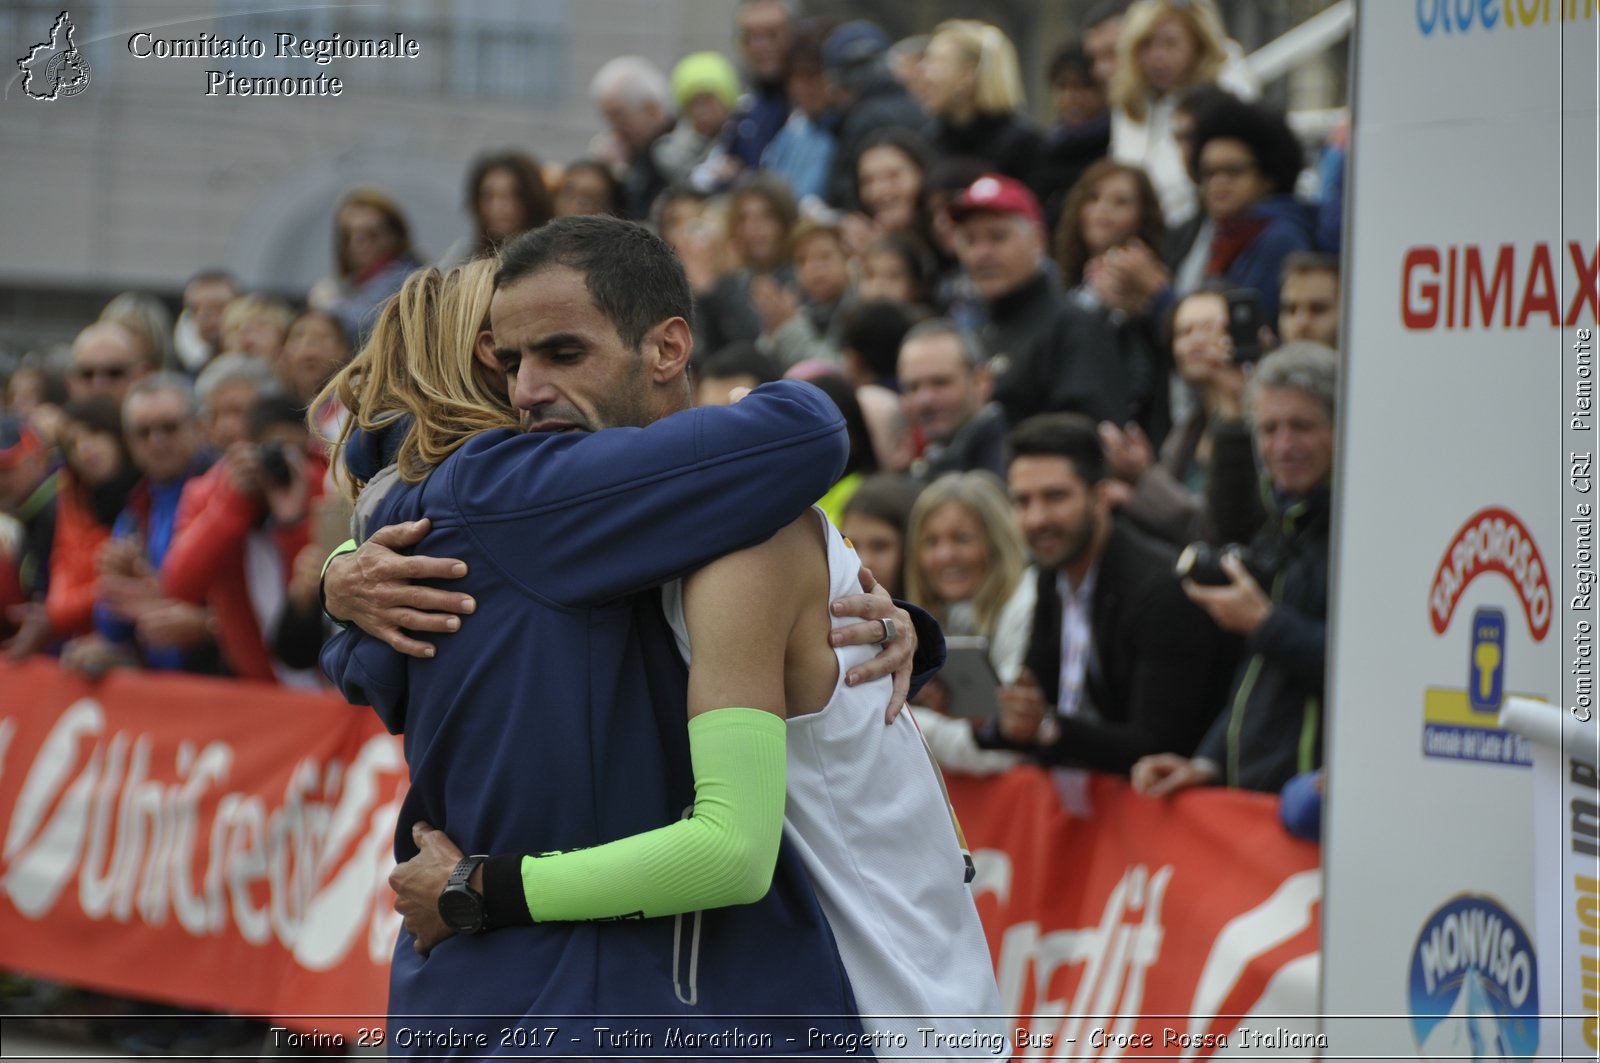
[663,510,1007,1056]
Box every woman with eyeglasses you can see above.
[1187,94,1312,325]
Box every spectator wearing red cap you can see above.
[946,175,1065,414]
[954,174,1156,431]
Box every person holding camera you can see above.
[159,391,327,685]
[1131,342,1335,797]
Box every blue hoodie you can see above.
[1222,194,1316,326]
[322,382,867,1056]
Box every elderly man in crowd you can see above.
[589,56,676,220]
[1133,342,1337,796]
[898,319,1008,484]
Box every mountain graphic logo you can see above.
[17,11,92,101]
[1408,895,1538,1060]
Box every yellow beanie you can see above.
[671,51,740,112]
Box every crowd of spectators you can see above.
[2,0,1348,814]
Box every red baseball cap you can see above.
[947,174,1044,228]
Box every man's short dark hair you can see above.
[249,393,310,439]
[496,216,692,351]
[1280,250,1340,288]
[695,341,781,386]
[841,300,918,382]
[1048,42,1093,87]
[1007,412,1106,485]
[1083,1,1129,32]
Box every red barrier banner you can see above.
[0,661,400,1037]
[0,664,1322,1056]
[950,769,1324,1060]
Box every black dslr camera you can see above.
[258,441,294,489]
[1175,542,1277,587]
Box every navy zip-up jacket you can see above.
[322,382,868,1056]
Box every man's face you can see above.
[957,213,1043,302]
[184,279,235,348]
[125,390,199,484]
[1278,270,1340,347]
[898,333,985,446]
[1009,454,1102,571]
[1083,16,1123,89]
[489,266,659,434]
[1254,386,1334,497]
[737,0,791,82]
[69,326,145,405]
[600,92,664,158]
[204,380,260,451]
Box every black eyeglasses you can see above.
[1199,160,1259,184]
[71,363,135,383]
[129,420,186,441]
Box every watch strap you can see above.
[483,854,535,928]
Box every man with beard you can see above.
[318,220,937,1055]
[977,412,1236,784]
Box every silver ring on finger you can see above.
[878,617,898,644]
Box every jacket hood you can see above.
[344,414,412,483]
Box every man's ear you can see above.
[973,363,993,403]
[1091,476,1116,514]
[645,316,694,383]
[473,329,499,374]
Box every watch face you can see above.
[438,888,484,934]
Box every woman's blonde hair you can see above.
[100,292,175,371]
[313,258,517,501]
[1110,0,1231,122]
[903,471,1028,641]
[930,19,1025,116]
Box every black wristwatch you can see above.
[438,854,490,934]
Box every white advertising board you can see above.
[1324,1,1597,1058]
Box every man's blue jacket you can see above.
[321,382,869,1056]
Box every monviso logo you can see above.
[17,11,91,100]
[1408,894,1538,1059]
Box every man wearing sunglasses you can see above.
[60,373,219,678]
[67,321,151,405]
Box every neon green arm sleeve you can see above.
[482,707,787,924]
[319,539,358,626]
